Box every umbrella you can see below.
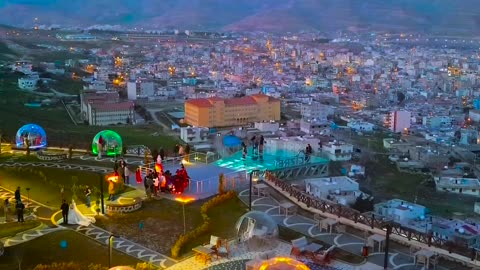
[223,135,241,147]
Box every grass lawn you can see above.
[278,226,365,265]
[0,71,179,151]
[0,230,142,270]
[0,166,132,207]
[0,220,41,238]
[96,196,247,257]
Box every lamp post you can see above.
[26,188,30,211]
[108,234,118,268]
[383,223,392,270]
[99,173,105,215]
[249,169,260,211]
[175,197,195,235]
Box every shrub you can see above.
[170,190,236,258]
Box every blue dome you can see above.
[223,135,241,147]
[16,124,47,149]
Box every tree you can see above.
[397,91,406,104]
[352,194,374,213]
[218,173,226,195]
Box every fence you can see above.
[263,171,473,259]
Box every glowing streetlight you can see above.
[175,197,195,234]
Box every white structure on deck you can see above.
[254,121,279,133]
[321,141,353,161]
[180,127,210,144]
[266,136,320,154]
[305,176,361,206]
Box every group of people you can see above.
[3,187,26,223]
[143,157,190,196]
[96,135,120,158]
[241,135,266,159]
[19,132,42,148]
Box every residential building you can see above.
[434,176,480,196]
[422,116,452,129]
[385,110,411,133]
[180,127,210,144]
[127,81,155,100]
[86,102,135,126]
[432,219,480,247]
[469,110,480,122]
[347,121,375,132]
[80,91,135,126]
[184,94,281,128]
[300,102,334,121]
[374,199,427,224]
[300,119,329,135]
[18,75,39,90]
[321,141,353,161]
[305,176,361,206]
[254,121,279,133]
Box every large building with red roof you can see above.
[80,90,135,126]
[184,94,281,127]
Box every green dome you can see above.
[92,130,123,156]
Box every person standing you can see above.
[14,187,21,203]
[184,144,191,162]
[61,200,69,224]
[16,201,25,223]
[259,135,265,155]
[178,145,185,161]
[108,179,115,201]
[124,165,131,185]
[159,148,165,161]
[173,144,179,159]
[119,158,127,185]
[84,186,92,208]
[242,142,247,159]
[97,136,104,158]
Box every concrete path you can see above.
[2,223,65,247]
[70,223,177,269]
[238,189,420,270]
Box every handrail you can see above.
[263,171,474,260]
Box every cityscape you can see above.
[1,1,480,270]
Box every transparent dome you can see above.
[236,211,278,240]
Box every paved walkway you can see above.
[2,223,65,247]
[69,223,177,269]
[237,189,426,270]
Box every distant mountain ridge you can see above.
[1,0,480,34]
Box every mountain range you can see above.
[1,0,480,34]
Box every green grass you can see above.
[0,166,133,207]
[0,220,41,238]
[0,71,179,151]
[183,196,247,255]
[278,226,365,265]
[95,196,247,257]
[49,76,84,95]
[0,230,142,269]
[0,41,19,61]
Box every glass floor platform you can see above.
[215,148,329,172]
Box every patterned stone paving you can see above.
[71,224,177,269]
[237,189,420,270]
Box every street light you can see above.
[98,173,105,215]
[383,223,392,270]
[175,197,195,235]
[108,234,119,268]
[249,169,261,211]
[26,188,30,210]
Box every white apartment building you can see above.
[127,81,155,100]
[87,102,135,126]
[305,176,361,206]
[300,102,334,121]
[347,121,374,132]
[385,110,411,133]
[374,199,427,224]
[434,176,480,196]
[300,119,329,135]
[322,141,353,161]
[254,121,279,133]
[18,75,40,90]
[180,127,210,144]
